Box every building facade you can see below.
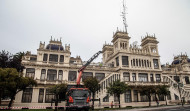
[13,31,190,108]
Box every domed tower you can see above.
[37,37,71,65]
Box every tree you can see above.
[49,83,67,111]
[0,50,25,72]
[158,85,170,105]
[10,52,25,72]
[139,86,155,107]
[0,50,12,68]
[107,80,129,108]
[0,68,37,108]
[83,77,99,110]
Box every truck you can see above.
[66,51,102,111]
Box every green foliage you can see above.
[83,77,99,93]
[49,83,67,95]
[157,85,170,96]
[107,80,129,108]
[49,83,67,111]
[83,77,99,110]
[0,50,12,68]
[0,68,37,107]
[0,50,25,72]
[107,80,129,97]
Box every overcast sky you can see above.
[0,0,190,64]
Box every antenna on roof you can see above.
[121,0,128,33]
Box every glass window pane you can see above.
[43,54,48,61]
[68,71,77,81]
[60,55,64,62]
[38,88,44,103]
[49,54,58,62]
[26,68,35,79]
[47,69,57,81]
[95,73,105,81]
[22,88,33,103]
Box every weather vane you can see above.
[121,0,128,33]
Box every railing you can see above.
[124,81,169,86]
[163,75,190,100]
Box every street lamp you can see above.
[174,63,184,106]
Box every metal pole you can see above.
[175,65,183,106]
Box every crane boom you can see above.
[76,51,102,85]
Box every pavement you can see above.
[105,105,190,111]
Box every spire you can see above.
[121,0,128,33]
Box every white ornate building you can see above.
[12,31,190,108]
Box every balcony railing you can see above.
[124,81,169,86]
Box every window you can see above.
[138,73,148,82]
[49,54,58,62]
[43,54,48,61]
[147,60,149,67]
[125,90,131,102]
[139,59,141,66]
[144,60,146,67]
[82,72,93,81]
[30,57,37,61]
[47,69,57,81]
[123,72,130,81]
[174,76,180,83]
[134,90,138,102]
[60,55,64,62]
[58,70,63,81]
[68,71,77,81]
[140,93,148,102]
[174,94,179,100]
[103,94,109,102]
[156,74,161,82]
[122,56,128,66]
[26,68,35,79]
[40,69,46,80]
[95,73,105,81]
[45,89,55,103]
[150,74,154,82]
[153,59,159,69]
[159,95,165,101]
[136,59,138,66]
[142,60,144,67]
[22,88,33,103]
[114,94,118,102]
[116,57,119,66]
[38,88,44,103]
[133,59,135,66]
[132,73,136,81]
[185,76,190,84]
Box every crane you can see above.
[77,51,102,85]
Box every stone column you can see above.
[136,72,139,82]
[148,73,150,82]
[138,91,141,102]
[32,88,38,103]
[128,56,131,68]
[130,72,133,82]
[131,89,134,102]
[153,73,156,82]
[119,55,122,67]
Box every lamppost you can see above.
[174,63,184,106]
